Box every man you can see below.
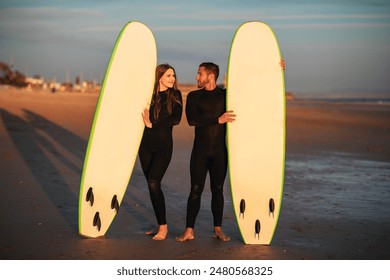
[176,62,235,242]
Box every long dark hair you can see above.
[152,64,181,120]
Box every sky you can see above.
[1,0,389,97]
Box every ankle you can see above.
[214,226,223,233]
[159,224,168,230]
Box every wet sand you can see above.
[0,86,389,260]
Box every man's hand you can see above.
[218,110,236,124]
[280,59,285,71]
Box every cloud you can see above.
[265,14,390,20]
[0,6,114,48]
[151,20,390,33]
[152,25,236,32]
[151,12,390,32]
[274,22,390,30]
[0,6,102,20]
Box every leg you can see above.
[147,180,166,226]
[140,148,172,240]
[209,148,230,241]
[138,148,154,179]
[176,150,208,242]
[143,179,169,240]
[186,151,208,228]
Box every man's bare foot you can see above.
[212,227,230,242]
[146,225,168,241]
[175,227,195,242]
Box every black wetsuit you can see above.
[185,87,227,228]
[139,89,182,225]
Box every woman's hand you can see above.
[142,108,152,128]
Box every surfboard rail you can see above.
[227,21,286,245]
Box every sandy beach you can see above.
[0,85,389,260]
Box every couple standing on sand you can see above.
[139,62,236,242]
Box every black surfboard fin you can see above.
[111,195,119,214]
[86,187,94,207]
[255,219,261,240]
[93,212,101,231]
[239,199,245,218]
[269,198,275,218]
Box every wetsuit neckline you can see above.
[202,86,218,93]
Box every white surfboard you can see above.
[78,21,157,238]
[226,21,285,244]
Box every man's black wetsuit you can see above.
[185,87,227,228]
[139,89,182,225]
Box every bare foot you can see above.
[175,228,195,242]
[145,226,158,236]
[212,227,230,242]
[146,225,168,240]
[151,225,168,241]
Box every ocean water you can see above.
[299,98,390,105]
[284,153,390,221]
[292,92,390,105]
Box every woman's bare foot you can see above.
[145,226,158,236]
[146,225,168,241]
[175,227,195,242]
[212,227,230,242]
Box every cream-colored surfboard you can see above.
[227,21,285,245]
[78,21,156,238]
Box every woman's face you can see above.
[159,68,176,91]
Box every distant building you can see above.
[25,75,44,87]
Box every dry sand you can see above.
[0,85,389,260]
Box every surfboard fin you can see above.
[255,219,261,240]
[111,195,120,214]
[239,199,246,218]
[86,187,94,207]
[269,198,275,218]
[93,212,101,231]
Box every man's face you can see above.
[196,66,210,88]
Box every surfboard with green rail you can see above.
[227,21,285,244]
[78,21,157,238]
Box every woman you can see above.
[139,64,182,240]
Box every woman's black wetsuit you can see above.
[185,87,227,228]
[139,89,182,225]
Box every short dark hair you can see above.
[199,62,219,81]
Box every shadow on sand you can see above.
[0,108,152,235]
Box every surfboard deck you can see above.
[78,21,157,238]
[226,21,285,245]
